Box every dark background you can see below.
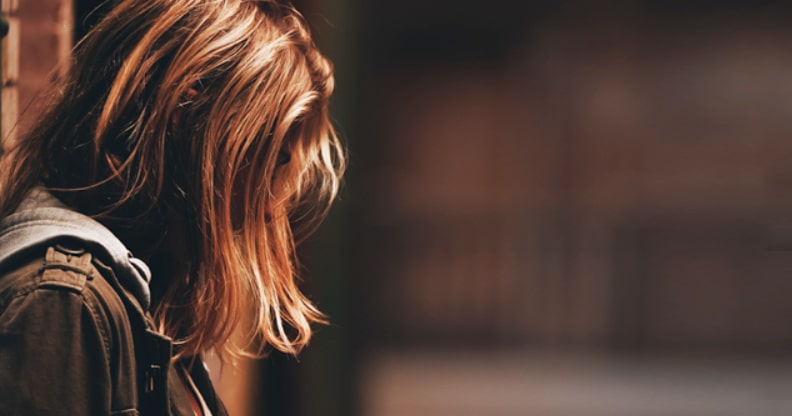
[39,0,792,414]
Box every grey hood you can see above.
[0,187,151,309]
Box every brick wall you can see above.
[1,0,19,143]
[2,0,71,143]
[17,0,72,138]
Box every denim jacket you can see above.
[0,189,227,415]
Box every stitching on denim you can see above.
[82,290,113,363]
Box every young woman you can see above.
[0,0,344,414]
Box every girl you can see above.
[0,0,344,414]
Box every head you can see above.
[0,0,344,359]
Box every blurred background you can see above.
[4,0,792,415]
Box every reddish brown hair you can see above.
[0,0,344,359]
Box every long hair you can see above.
[0,0,344,360]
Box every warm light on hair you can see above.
[0,0,345,360]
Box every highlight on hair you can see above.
[0,0,345,360]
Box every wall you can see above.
[2,0,71,143]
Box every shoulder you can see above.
[0,242,127,307]
[0,243,133,351]
[0,243,142,414]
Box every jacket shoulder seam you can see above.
[81,288,114,362]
